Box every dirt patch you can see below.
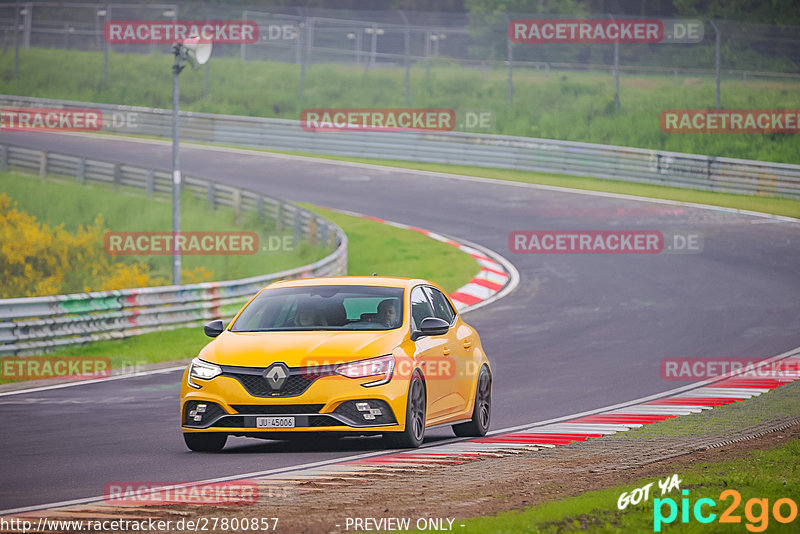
[256,421,800,534]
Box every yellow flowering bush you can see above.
[0,193,215,298]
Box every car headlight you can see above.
[335,355,395,387]
[188,358,222,388]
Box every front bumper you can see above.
[180,365,408,434]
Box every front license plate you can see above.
[256,416,295,428]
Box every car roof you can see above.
[266,276,430,290]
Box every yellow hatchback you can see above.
[180,276,492,451]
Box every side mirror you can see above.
[204,319,224,338]
[411,317,450,340]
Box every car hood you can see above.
[198,329,405,368]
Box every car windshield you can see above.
[231,285,404,332]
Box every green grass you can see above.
[302,205,480,294]
[33,327,207,375]
[0,170,330,296]
[2,48,799,163]
[456,440,800,533]
[0,203,479,380]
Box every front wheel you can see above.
[183,432,227,452]
[384,372,426,448]
[453,365,491,437]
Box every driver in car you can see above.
[376,299,399,328]
[295,301,318,327]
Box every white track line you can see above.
[0,366,186,397]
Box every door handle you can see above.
[442,346,451,356]
[463,339,472,349]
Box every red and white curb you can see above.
[253,349,800,477]
[325,208,519,313]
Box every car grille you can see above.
[232,404,324,414]
[308,415,343,427]
[220,364,335,398]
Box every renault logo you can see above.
[263,363,289,390]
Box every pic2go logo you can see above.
[654,489,798,532]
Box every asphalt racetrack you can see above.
[1,131,798,511]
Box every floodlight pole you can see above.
[171,45,185,286]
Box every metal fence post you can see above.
[298,19,307,100]
[308,216,317,245]
[710,20,721,109]
[321,222,329,248]
[13,3,21,79]
[233,188,242,219]
[398,10,411,106]
[293,210,301,248]
[145,169,154,196]
[241,10,248,61]
[112,163,120,189]
[504,14,513,109]
[103,4,110,85]
[613,41,620,110]
[39,151,47,181]
[22,2,31,49]
[610,14,620,111]
[77,156,86,184]
[707,157,715,191]
[207,183,215,209]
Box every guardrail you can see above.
[0,142,347,356]
[2,94,798,198]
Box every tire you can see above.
[183,432,227,452]
[384,372,426,448]
[453,365,491,437]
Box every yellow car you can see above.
[180,276,492,451]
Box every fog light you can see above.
[363,413,375,420]
[370,408,382,416]
[356,402,370,411]
[196,404,207,413]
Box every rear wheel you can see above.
[453,365,491,437]
[384,372,426,448]
[183,432,227,452]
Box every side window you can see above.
[410,286,434,328]
[425,287,456,325]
